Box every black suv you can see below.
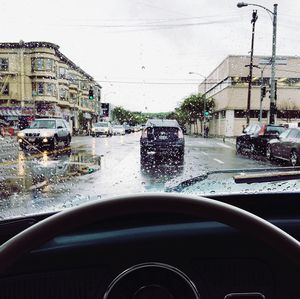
[140,119,185,163]
[236,123,286,155]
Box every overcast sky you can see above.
[1,0,300,112]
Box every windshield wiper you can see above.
[165,166,300,192]
[234,169,300,184]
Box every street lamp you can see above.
[237,2,278,124]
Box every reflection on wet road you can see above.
[0,133,278,218]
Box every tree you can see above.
[112,106,148,125]
[172,93,215,134]
[112,106,131,124]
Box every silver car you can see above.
[17,118,71,150]
[91,122,113,137]
[112,125,125,135]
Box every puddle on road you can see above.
[0,147,102,199]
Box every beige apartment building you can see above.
[0,41,101,131]
[198,55,300,137]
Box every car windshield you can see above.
[266,126,285,134]
[95,123,108,127]
[1,0,300,220]
[30,120,56,129]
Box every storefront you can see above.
[0,107,35,129]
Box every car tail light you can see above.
[178,129,184,139]
[141,128,148,138]
[258,125,266,136]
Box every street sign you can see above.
[259,57,287,65]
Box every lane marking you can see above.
[201,152,208,156]
[216,142,234,149]
[70,141,82,144]
[213,158,225,164]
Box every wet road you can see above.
[0,133,275,218]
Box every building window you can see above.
[59,88,69,101]
[234,110,246,118]
[231,76,270,87]
[234,109,268,119]
[46,83,56,96]
[68,73,79,86]
[278,110,300,119]
[249,110,268,118]
[32,82,56,96]
[0,83,9,95]
[59,67,68,79]
[32,58,55,72]
[0,58,8,71]
[45,59,54,71]
[80,80,89,90]
[37,83,44,95]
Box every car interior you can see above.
[0,192,299,299]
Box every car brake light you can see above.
[178,129,184,139]
[258,125,266,136]
[141,129,148,138]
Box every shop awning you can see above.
[0,107,34,116]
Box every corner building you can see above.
[0,41,101,131]
[198,55,300,137]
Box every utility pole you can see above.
[269,3,278,124]
[245,10,258,126]
[203,77,207,129]
[259,68,267,123]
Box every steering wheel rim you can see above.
[0,193,300,273]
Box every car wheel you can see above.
[140,148,148,164]
[266,144,273,161]
[236,141,242,154]
[250,143,256,154]
[176,151,184,164]
[64,135,71,147]
[290,150,299,167]
[52,135,59,150]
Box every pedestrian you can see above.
[204,126,209,138]
[0,125,5,138]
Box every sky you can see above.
[1,0,300,112]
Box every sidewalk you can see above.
[216,136,236,146]
[0,136,19,161]
[188,134,236,146]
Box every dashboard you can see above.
[0,192,299,299]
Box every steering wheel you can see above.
[0,193,300,274]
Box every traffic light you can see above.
[204,111,209,117]
[89,88,94,100]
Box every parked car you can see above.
[124,124,132,134]
[133,125,140,132]
[112,125,125,135]
[140,119,184,163]
[91,122,113,137]
[266,127,300,166]
[236,123,286,155]
[283,122,300,129]
[17,118,71,150]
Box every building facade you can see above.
[198,55,300,137]
[0,41,101,132]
